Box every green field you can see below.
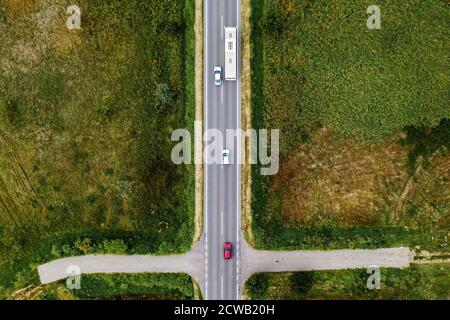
[0,0,195,298]
[245,264,450,300]
[22,273,194,300]
[250,0,449,251]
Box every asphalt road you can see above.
[204,0,241,300]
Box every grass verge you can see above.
[245,264,450,300]
[14,273,193,300]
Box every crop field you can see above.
[0,0,195,298]
[250,0,449,251]
[245,264,450,300]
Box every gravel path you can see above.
[37,236,413,298]
[37,237,205,292]
[239,239,414,287]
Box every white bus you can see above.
[224,27,237,81]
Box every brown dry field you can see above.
[270,128,449,228]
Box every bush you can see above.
[246,273,269,299]
[291,272,315,297]
[99,240,128,254]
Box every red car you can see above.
[224,242,232,259]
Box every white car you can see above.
[222,148,230,165]
[214,67,222,86]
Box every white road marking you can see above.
[221,16,224,38]
[221,275,224,299]
[236,273,240,298]
[221,210,224,235]
[235,0,241,300]
[204,0,209,301]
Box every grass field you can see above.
[0,0,195,298]
[250,0,449,251]
[245,264,450,300]
[13,273,194,300]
